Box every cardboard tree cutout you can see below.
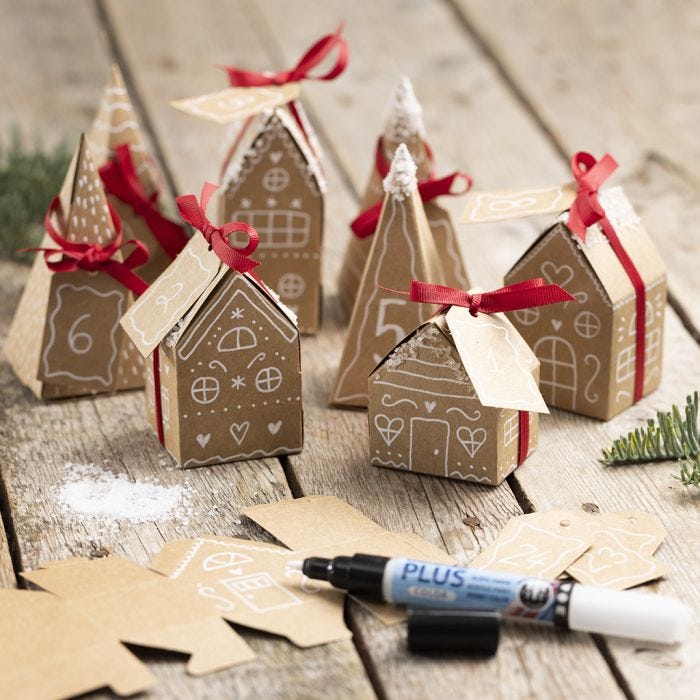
[120,185,303,467]
[330,144,444,408]
[219,107,325,335]
[337,76,471,314]
[463,152,667,420]
[88,64,188,282]
[368,279,573,484]
[4,135,147,399]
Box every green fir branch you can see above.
[601,391,700,466]
[0,128,72,263]
[677,450,700,487]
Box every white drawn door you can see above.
[409,418,449,475]
[533,336,577,408]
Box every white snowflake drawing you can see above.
[290,198,302,209]
[231,307,245,320]
[266,197,277,207]
[239,198,252,209]
[231,375,246,390]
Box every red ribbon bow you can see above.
[394,278,575,316]
[222,24,349,87]
[352,171,472,238]
[176,183,260,273]
[99,143,189,260]
[26,197,149,296]
[567,151,618,242]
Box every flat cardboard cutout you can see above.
[369,305,546,485]
[4,135,146,399]
[331,144,444,408]
[120,233,303,467]
[338,77,470,314]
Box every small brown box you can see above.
[369,304,547,486]
[120,233,303,467]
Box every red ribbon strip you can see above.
[518,411,529,466]
[26,197,149,297]
[568,151,646,402]
[176,182,260,273]
[221,24,349,87]
[397,278,575,316]
[100,143,189,260]
[352,171,473,238]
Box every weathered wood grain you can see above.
[453,0,700,336]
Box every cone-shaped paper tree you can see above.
[5,135,146,399]
[330,144,445,408]
[337,76,469,313]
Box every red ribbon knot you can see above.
[222,24,348,87]
[25,197,149,297]
[99,143,189,260]
[176,182,260,274]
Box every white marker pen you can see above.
[301,554,692,644]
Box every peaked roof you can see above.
[87,64,159,193]
[507,187,666,306]
[373,304,547,414]
[383,76,426,145]
[120,233,296,358]
[222,106,326,196]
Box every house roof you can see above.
[373,303,548,414]
[222,105,326,197]
[507,187,666,307]
[120,233,296,357]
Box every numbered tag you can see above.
[40,272,126,389]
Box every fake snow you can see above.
[383,75,425,143]
[383,143,417,199]
[56,463,191,524]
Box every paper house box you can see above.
[337,76,470,314]
[220,105,325,335]
[120,233,303,467]
[88,64,188,283]
[4,134,146,399]
[331,144,445,408]
[369,305,548,485]
[504,187,666,420]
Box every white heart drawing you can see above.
[196,433,210,448]
[229,421,250,445]
[541,261,574,289]
[374,414,404,447]
[270,151,283,164]
[425,401,437,414]
[456,427,487,458]
[268,421,282,435]
[551,319,563,331]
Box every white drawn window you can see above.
[161,387,170,425]
[221,572,302,612]
[255,366,283,393]
[232,210,311,248]
[277,272,306,299]
[534,337,577,407]
[191,376,220,404]
[645,328,662,366]
[262,167,290,192]
[202,551,253,571]
[615,345,636,383]
[574,311,601,339]
[513,308,540,326]
[217,327,257,353]
[503,412,519,447]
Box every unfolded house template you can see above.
[4,134,147,399]
[220,106,325,335]
[88,64,187,282]
[331,144,444,408]
[369,303,549,485]
[120,230,303,468]
[503,187,666,420]
[337,76,470,314]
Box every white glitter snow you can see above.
[383,75,426,143]
[383,143,418,200]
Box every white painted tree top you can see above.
[383,142,418,199]
[383,75,426,143]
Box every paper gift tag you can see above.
[469,511,594,579]
[172,84,301,124]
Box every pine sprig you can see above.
[677,450,700,487]
[0,128,71,263]
[601,391,699,466]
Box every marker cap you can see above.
[568,584,693,644]
[407,608,501,655]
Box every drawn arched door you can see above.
[533,336,577,408]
